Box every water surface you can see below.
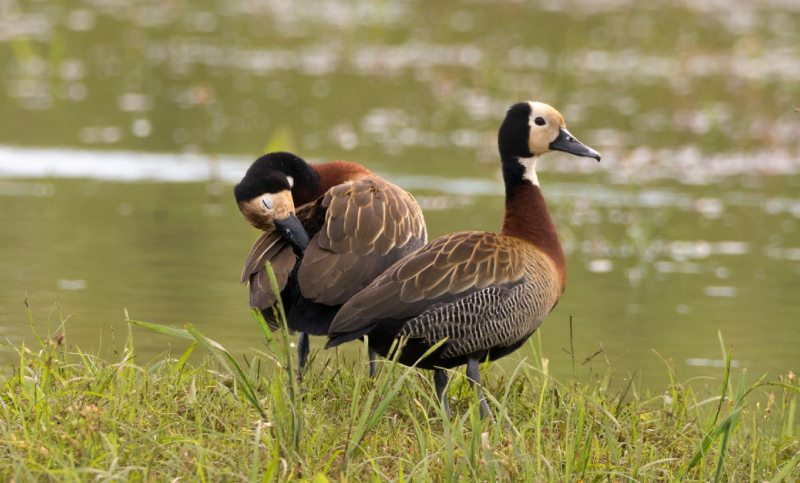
[1,0,798,387]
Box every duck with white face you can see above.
[326,100,600,419]
[234,171,309,256]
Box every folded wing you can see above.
[241,231,297,329]
[327,231,530,345]
[298,176,427,306]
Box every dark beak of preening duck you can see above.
[549,128,601,162]
[274,213,310,256]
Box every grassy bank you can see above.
[1,308,798,481]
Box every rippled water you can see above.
[1,0,798,387]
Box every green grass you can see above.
[1,296,798,480]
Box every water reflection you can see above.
[3,0,798,158]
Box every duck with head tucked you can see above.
[235,152,428,377]
[326,101,600,418]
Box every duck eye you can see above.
[262,198,273,210]
[534,117,546,126]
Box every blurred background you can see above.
[1,0,798,388]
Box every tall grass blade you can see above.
[262,262,301,451]
[713,369,747,482]
[709,331,732,429]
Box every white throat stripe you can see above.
[518,157,539,186]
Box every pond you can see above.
[1,0,798,388]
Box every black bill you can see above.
[549,128,601,161]
[274,213,310,255]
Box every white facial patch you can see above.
[527,101,549,127]
[527,101,538,127]
[286,176,294,188]
[518,156,539,186]
[525,101,562,156]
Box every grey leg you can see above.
[433,368,451,417]
[297,332,310,381]
[368,348,378,377]
[466,358,493,420]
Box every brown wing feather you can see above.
[241,232,283,283]
[297,176,427,306]
[241,232,296,311]
[328,231,528,336]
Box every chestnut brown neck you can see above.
[308,161,371,199]
[501,180,566,280]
